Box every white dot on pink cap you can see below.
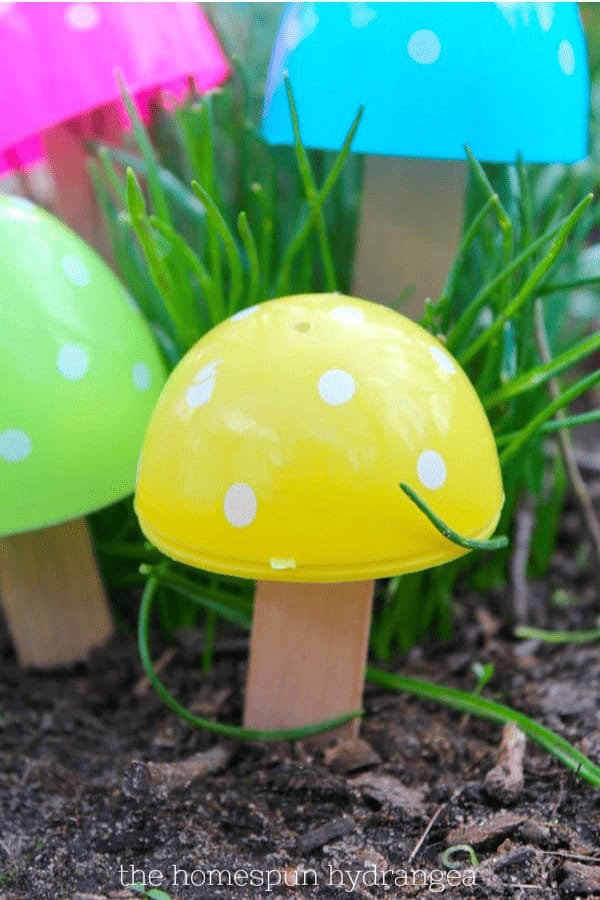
[65,3,100,31]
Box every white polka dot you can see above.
[224,483,257,528]
[407,29,441,65]
[350,3,377,28]
[187,382,213,408]
[65,3,100,30]
[318,369,356,406]
[186,361,221,408]
[231,305,259,322]
[132,362,151,391]
[417,450,447,490]
[194,361,222,380]
[429,345,456,375]
[57,344,89,381]
[558,40,575,76]
[0,429,31,463]
[331,306,365,326]
[537,4,553,31]
[61,254,91,287]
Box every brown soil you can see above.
[1,530,599,899]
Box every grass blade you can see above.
[237,211,261,308]
[484,331,600,409]
[118,72,171,223]
[400,484,508,551]
[139,578,362,741]
[285,77,337,291]
[459,194,593,365]
[515,626,600,644]
[366,667,600,786]
[495,410,600,446]
[192,180,244,314]
[500,370,600,465]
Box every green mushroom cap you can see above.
[0,195,167,537]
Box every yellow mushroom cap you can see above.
[135,294,504,582]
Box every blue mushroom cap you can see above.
[263,2,589,163]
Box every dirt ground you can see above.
[1,509,599,900]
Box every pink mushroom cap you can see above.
[0,2,230,173]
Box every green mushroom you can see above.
[0,194,166,668]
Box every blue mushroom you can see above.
[262,3,590,306]
[263,2,589,163]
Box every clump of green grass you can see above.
[90,72,600,782]
[92,71,598,646]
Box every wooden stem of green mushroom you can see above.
[43,119,116,261]
[353,156,467,316]
[244,580,374,741]
[0,518,113,669]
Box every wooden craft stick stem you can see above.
[353,156,466,316]
[244,580,374,741]
[0,518,113,668]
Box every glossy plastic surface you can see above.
[0,195,167,537]
[135,294,504,583]
[0,3,229,173]
[263,2,589,163]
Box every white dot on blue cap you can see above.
[407,29,441,65]
[558,40,575,76]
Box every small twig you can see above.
[510,495,535,625]
[574,449,600,474]
[534,299,600,579]
[133,647,176,697]
[541,850,600,863]
[122,744,233,799]
[484,723,526,803]
[409,788,462,862]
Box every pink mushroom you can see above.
[0,2,229,245]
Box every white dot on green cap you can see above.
[132,362,152,391]
[57,344,89,381]
[0,429,32,463]
[61,254,91,287]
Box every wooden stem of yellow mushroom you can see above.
[0,519,113,669]
[353,157,466,316]
[244,580,374,742]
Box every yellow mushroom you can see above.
[135,293,504,736]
